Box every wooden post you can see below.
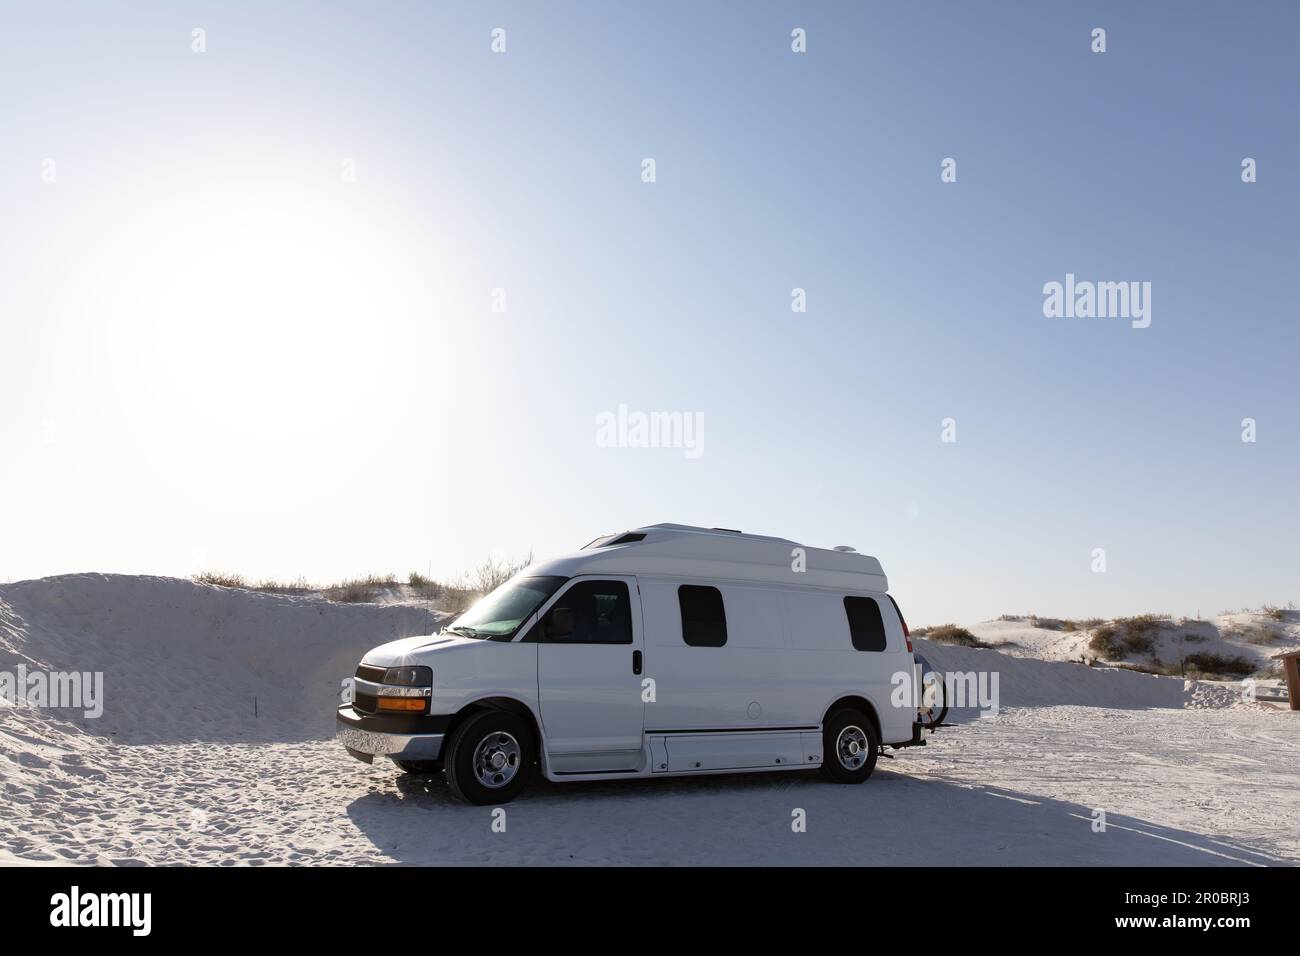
[1276,651,1300,711]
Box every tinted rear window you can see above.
[679,585,727,647]
[844,596,887,652]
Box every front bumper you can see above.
[336,705,447,765]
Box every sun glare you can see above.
[82,163,444,432]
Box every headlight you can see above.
[382,665,432,686]
[373,665,432,713]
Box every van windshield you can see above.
[445,575,567,641]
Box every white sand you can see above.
[1,575,1296,866]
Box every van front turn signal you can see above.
[376,697,428,713]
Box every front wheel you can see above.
[444,710,535,805]
[818,709,880,784]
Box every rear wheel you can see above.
[444,709,534,805]
[818,708,879,784]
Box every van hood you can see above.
[361,631,479,667]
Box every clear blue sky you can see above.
[2,1,1296,624]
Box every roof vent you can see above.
[582,531,647,549]
[833,545,857,553]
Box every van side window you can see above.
[843,596,887,651]
[544,580,633,644]
[679,585,727,647]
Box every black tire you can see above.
[818,708,879,784]
[444,709,534,805]
[920,671,948,730]
[392,759,443,775]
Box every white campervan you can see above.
[337,524,931,804]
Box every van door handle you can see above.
[632,650,643,675]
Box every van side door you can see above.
[534,575,646,772]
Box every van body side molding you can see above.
[645,725,818,735]
[648,729,822,773]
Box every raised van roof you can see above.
[527,523,889,592]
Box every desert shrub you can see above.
[1112,615,1167,654]
[195,571,317,593]
[1114,660,1173,676]
[1184,653,1256,677]
[194,571,248,588]
[1088,624,1121,658]
[324,575,397,604]
[438,585,478,615]
[918,624,989,648]
[1120,631,1156,655]
[995,613,1067,630]
[1089,619,1160,658]
[407,571,444,599]
[251,577,313,594]
[1064,617,1104,632]
[460,552,534,595]
[311,552,538,610]
[1244,625,1282,645]
[1115,614,1164,636]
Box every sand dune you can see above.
[0,573,444,744]
[958,612,1299,674]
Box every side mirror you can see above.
[547,606,574,641]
